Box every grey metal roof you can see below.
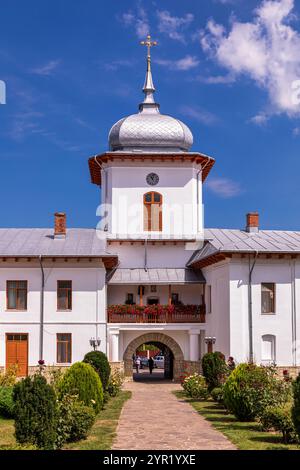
[188,228,300,266]
[0,229,116,257]
[108,268,206,284]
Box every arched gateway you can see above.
[123,333,185,380]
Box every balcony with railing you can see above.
[107,304,206,324]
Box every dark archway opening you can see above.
[132,341,174,381]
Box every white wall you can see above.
[100,161,203,238]
[0,263,107,368]
[202,258,300,367]
[229,259,300,366]
[107,243,197,269]
[203,261,231,358]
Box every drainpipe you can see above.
[196,169,201,233]
[144,237,148,272]
[196,157,213,233]
[248,251,258,363]
[38,255,45,361]
[291,259,297,366]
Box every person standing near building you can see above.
[135,356,141,374]
[227,356,236,371]
[148,356,154,375]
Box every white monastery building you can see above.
[1,37,300,380]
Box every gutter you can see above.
[38,255,45,362]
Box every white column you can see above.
[110,330,120,362]
[189,330,200,362]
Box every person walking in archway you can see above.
[148,356,154,375]
[135,356,141,374]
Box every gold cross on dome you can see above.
[140,34,158,70]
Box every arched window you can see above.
[144,192,162,231]
[261,335,276,362]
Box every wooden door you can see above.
[6,334,28,377]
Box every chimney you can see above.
[246,212,259,233]
[54,212,66,238]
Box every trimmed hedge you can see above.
[292,373,300,440]
[67,403,95,442]
[83,351,111,390]
[56,392,96,447]
[58,362,103,413]
[223,363,292,421]
[260,404,297,444]
[210,387,224,404]
[13,374,58,450]
[182,373,209,399]
[201,352,228,391]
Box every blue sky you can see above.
[0,0,300,230]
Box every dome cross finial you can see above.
[139,34,159,113]
[140,34,158,73]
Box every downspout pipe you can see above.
[248,251,258,363]
[196,157,213,234]
[38,255,45,361]
[144,237,148,272]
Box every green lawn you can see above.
[0,390,131,451]
[0,417,15,450]
[174,391,300,451]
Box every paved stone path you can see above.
[113,374,236,450]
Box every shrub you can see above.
[202,352,228,391]
[260,404,297,444]
[13,374,58,450]
[0,386,14,418]
[211,387,224,404]
[58,362,103,413]
[56,393,95,447]
[292,373,300,440]
[0,365,18,387]
[182,373,209,399]
[48,366,64,393]
[67,403,95,442]
[83,351,111,391]
[223,363,292,421]
[107,369,124,397]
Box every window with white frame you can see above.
[261,335,276,362]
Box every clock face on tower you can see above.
[146,173,159,186]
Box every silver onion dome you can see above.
[108,36,193,153]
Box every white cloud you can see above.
[157,10,194,43]
[214,0,237,4]
[102,59,135,72]
[196,74,235,84]
[206,177,242,198]
[293,127,300,135]
[250,113,269,125]
[180,105,218,125]
[9,111,44,141]
[155,55,199,71]
[120,12,135,26]
[119,7,149,39]
[30,60,61,76]
[200,0,300,117]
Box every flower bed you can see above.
[108,304,205,323]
